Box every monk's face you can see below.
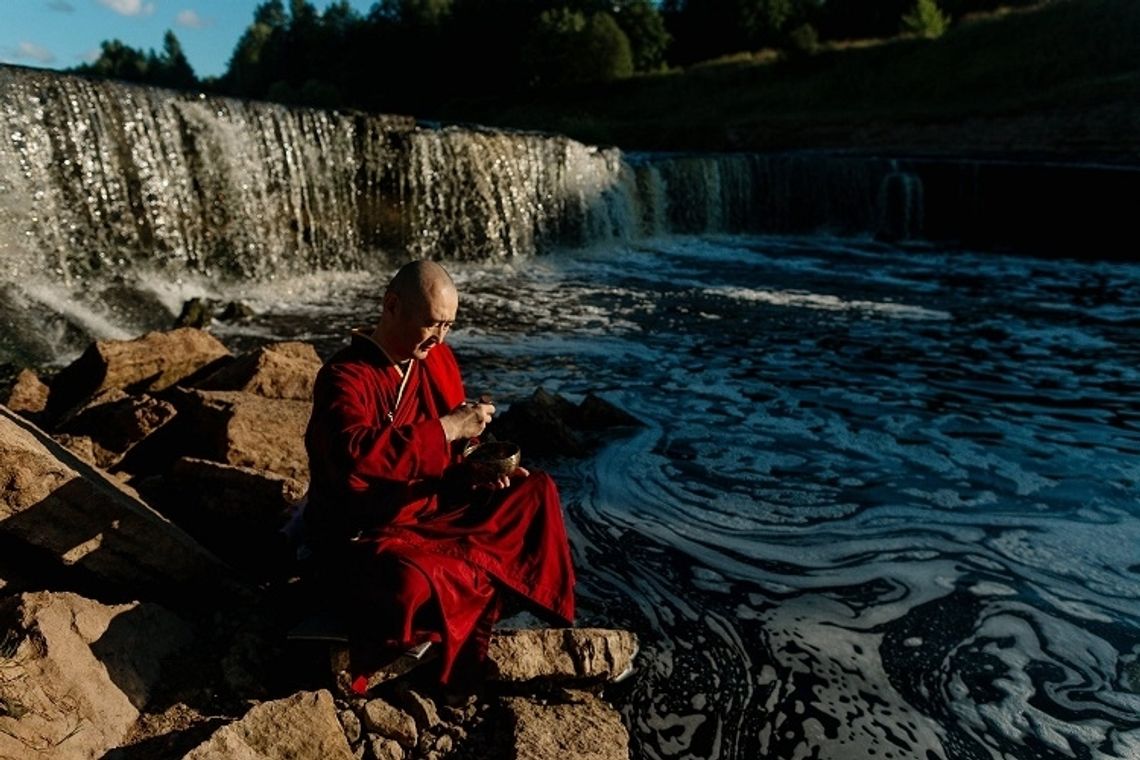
[385,283,458,361]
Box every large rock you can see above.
[164,390,312,481]
[182,690,354,760]
[46,328,230,421]
[193,341,322,400]
[0,404,244,604]
[0,591,192,760]
[4,368,49,415]
[502,691,630,760]
[362,698,418,748]
[161,457,304,573]
[487,628,638,683]
[56,391,177,469]
[493,388,643,460]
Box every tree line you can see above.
[70,0,1038,113]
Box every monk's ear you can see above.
[382,291,399,316]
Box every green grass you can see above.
[432,0,1140,160]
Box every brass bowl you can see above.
[463,441,522,482]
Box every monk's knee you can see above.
[391,560,432,612]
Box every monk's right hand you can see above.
[440,401,495,441]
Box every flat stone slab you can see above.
[0,404,244,604]
[0,591,192,760]
[183,690,355,760]
[487,628,638,683]
[502,691,630,760]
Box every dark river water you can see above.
[210,234,1140,760]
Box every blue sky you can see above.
[0,0,377,79]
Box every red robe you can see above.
[304,333,575,681]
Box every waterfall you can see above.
[5,65,1135,366]
[876,161,924,241]
[0,66,911,294]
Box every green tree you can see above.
[77,39,150,81]
[901,0,950,38]
[523,8,633,87]
[225,1,288,96]
[612,0,671,72]
[156,30,196,88]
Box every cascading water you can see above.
[0,65,931,366]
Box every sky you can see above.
[0,0,377,79]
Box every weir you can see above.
[1,64,1137,366]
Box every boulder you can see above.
[193,341,322,400]
[167,457,304,526]
[160,457,304,573]
[56,391,177,469]
[46,328,231,421]
[502,691,630,760]
[164,390,311,481]
[576,392,643,431]
[493,388,643,460]
[0,591,192,760]
[487,628,638,683]
[0,404,245,604]
[493,388,588,459]
[182,690,355,760]
[4,369,49,415]
[362,698,418,748]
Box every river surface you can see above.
[181,234,1140,758]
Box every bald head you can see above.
[387,259,456,305]
[375,260,458,362]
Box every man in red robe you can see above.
[303,260,576,684]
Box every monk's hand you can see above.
[440,400,495,442]
[481,466,530,491]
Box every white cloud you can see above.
[77,48,101,64]
[98,0,156,16]
[175,9,212,29]
[12,41,58,64]
[46,0,76,12]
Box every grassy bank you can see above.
[433,0,1140,162]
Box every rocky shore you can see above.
[0,328,640,759]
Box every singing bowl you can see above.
[463,441,522,481]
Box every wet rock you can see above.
[0,591,192,760]
[183,690,355,759]
[0,404,245,604]
[576,392,643,430]
[46,327,231,421]
[56,391,177,468]
[161,389,312,481]
[175,297,214,329]
[193,340,322,400]
[487,628,638,683]
[502,691,630,760]
[362,698,418,748]
[493,388,588,458]
[493,388,642,460]
[219,301,256,322]
[3,368,49,415]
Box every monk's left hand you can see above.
[483,466,530,491]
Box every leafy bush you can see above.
[901,0,950,38]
